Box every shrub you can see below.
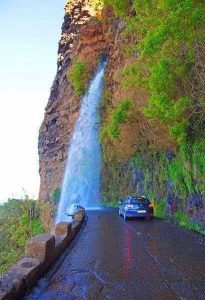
[0,199,45,274]
[153,199,167,219]
[67,59,87,96]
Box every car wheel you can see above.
[123,211,127,220]
[147,214,154,221]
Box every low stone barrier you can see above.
[0,208,85,300]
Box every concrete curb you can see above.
[0,209,85,300]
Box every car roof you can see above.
[123,195,149,202]
[124,195,148,199]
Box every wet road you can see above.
[27,208,205,300]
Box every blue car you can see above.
[119,196,154,220]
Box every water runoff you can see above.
[56,58,107,223]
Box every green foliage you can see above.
[103,0,129,16]
[122,62,147,89]
[67,59,87,96]
[133,146,170,194]
[132,142,205,210]
[153,199,167,219]
[192,140,205,175]
[109,99,132,138]
[101,99,132,141]
[168,141,205,198]
[0,199,45,274]
[101,0,205,232]
[173,211,205,235]
[107,0,205,145]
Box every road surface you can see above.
[27,208,205,300]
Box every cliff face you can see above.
[38,0,106,201]
[99,3,205,227]
[39,1,205,228]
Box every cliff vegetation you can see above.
[0,199,45,274]
[99,0,205,231]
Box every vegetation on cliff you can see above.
[68,59,88,96]
[103,0,205,145]
[101,99,132,140]
[0,199,44,274]
[100,0,205,229]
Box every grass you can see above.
[173,211,205,235]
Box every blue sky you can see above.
[0,0,66,202]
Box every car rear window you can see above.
[123,196,150,204]
[129,199,138,204]
[136,197,149,204]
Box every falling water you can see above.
[56,58,107,223]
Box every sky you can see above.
[0,0,66,203]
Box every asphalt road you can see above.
[27,208,205,300]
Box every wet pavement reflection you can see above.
[26,208,205,300]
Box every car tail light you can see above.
[149,204,153,208]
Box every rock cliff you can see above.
[38,0,106,201]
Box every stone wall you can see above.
[0,209,85,300]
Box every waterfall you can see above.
[56,58,107,223]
